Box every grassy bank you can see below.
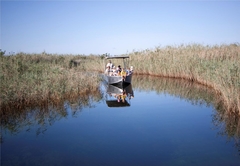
[0,52,102,110]
[128,44,240,114]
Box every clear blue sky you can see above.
[1,0,240,55]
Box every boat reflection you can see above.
[104,83,134,107]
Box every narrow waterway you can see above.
[1,75,240,166]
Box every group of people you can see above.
[105,60,133,79]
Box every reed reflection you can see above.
[132,75,240,153]
[0,88,103,143]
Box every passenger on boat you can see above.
[126,67,130,76]
[130,66,133,73]
[111,66,118,76]
[106,60,113,69]
[121,68,127,81]
[105,66,112,75]
[117,65,122,75]
[125,66,133,76]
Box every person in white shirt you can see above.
[111,66,118,76]
[106,60,113,69]
[130,66,133,73]
[105,66,111,75]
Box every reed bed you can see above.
[79,44,240,115]
[127,44,239,115]
[0,52,102,111]
[1,43,239,116]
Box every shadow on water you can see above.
[1,75,239,153]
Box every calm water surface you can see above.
[1,76,240,166]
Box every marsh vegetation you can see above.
[82,44,240,115]
[0,52,101,110]
[129,44,240,115]
[0,43,239,116]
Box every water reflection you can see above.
[103,83,134,107]
[132,75,240,153]
[1,75,240,153]
[0,88,104,143]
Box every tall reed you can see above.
[0,53,102,110]
[128,44,240,115]
[80,44,240,115]
[1,43,239,115]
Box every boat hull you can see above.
[103,73,132,85]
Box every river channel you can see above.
[1,75,240,166]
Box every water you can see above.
[1,76,240,166]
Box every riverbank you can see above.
[128,44,240,115]
[0,53,101,111]
[0,43,239,115]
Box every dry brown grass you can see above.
[80,44,240,115]
[0,53,102,110]
[1,43,239,115]
[128,44,240,115]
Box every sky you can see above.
[1,0,240,55]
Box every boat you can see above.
[103,83,134,108]
[103,55,133,86]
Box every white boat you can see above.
[103,56,133,86]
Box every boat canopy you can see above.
[105,56,129,60]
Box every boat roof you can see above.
[105,56,129,59]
